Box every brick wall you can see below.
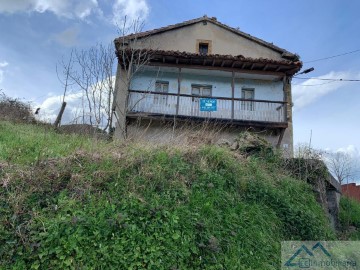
[342,183,360,202]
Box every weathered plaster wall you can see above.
[282,77,293,155]
[130,69,284,101]
[127,119,281,148]
[113,66,129,139]
[136,21,284,60]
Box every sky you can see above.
[0,0,359,178]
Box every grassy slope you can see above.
[0,121,335,269]
[339,196,360,240]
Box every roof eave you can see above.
[116,49,302,76]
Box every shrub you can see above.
[0,91,35,122]
[339,196,360,228]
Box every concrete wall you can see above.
[136,21,284,60]
[282,76,293,155]
[127,119,282,148]
[113,65,129,139]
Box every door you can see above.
[153,81,169,113]
[241,88,255,120]
[241,89,254,111]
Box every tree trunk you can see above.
[54,101,67,128]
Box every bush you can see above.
[339,196,360,228]
[0,91,35,122]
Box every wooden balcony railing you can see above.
[127,90,287,124]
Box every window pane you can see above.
[242,89,254,99]
[199,43,208,55]
[162,83,169,93]
[192,87,200,95]
[155,81,169,92]
[202,88,211,96]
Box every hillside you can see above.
[0,121,338,269]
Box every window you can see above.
[199,43,209,55]
[154,81,169,105]
[191,85,212,97]
[196,39,212,55]
[241,88,255,111]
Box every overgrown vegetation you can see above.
[339,197,360,240]
[0,121,336,269]
[0,91,35,123]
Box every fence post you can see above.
[54,101,67,128]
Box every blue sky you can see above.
[0,0,360,171]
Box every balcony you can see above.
[127,90,287,127]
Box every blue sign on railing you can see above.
[200,98,217,112]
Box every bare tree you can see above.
[54,50,75,128]
[57,17,153,134]
[326,151,357,185]
[66,43,116,131]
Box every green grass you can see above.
[0,121,106,165]
[339,196,360,240]
[0,121,335,269]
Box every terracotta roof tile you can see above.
[118,49,302,67]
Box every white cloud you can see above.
[336,145,360,159]
[35,92,84,123]
[0,62,8,68]
[35,76,115,126]
[0,0,150,24]
[293,71,360,110]
[0,61,9,84]
[112,0,149,26]
[325,145,360,183]
[324,145,360,160]
[0,0,100,20]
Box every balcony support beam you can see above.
[231,71,235,120]
[176,67,181,115]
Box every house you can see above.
[342,183,360,203]
[112,16,302,155]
